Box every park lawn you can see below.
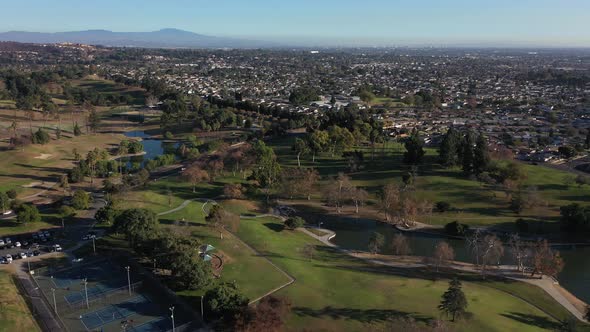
[0,132,124,194]
[235,215,568,332]
[121,184,290,302]
[69,76,146,106]
[268,135,590,228]
[0,271,40,332]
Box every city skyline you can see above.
[2,0,590,47]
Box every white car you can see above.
[72,258,84,263]
[5,238,11,244]
[2,210,12,215]
[0,239,4,246]
[19,252,27,259]
[52,244,62,252]
[15,241,21,247]
[5,254,12,263]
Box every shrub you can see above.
[16,204,41,223]
[436,201,451,213]
[72,190,91,210]
[444,221,469,236]
[164,131,174,140]
[6,189,17,199]
[284,216,305,230]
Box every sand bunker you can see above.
[34,153,53,160]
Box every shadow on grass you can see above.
[293,306,431,324]
[263,222,284,233]
[500,312,561,330]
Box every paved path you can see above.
[299,226,588,323]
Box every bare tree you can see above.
[182,165,210,192]
[145,95,159,108]
[302,244,316,262]
[433,241,455,272]
[508,234,532,275]
[531,240,565,278]
[381,183,401,222]
[391,233,412,256]
[349,187,369,214]
[322,173,351,213]
[479,234,505,278]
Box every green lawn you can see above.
[235,215,572,331]
[268,135,590,229]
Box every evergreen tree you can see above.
[73,122,82,136]
[403,133,425,165]
[439,278,468,322]
[439,128,461,166]
[461,132,475,174]
[473,133,490,174]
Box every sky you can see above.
[2,0,590,47]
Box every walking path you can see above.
[299,225,588,322]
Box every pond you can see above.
[121,131,179,169]
[319,215,590,304]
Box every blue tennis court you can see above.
[64,283,123,305]
[131,317,171,332]
[80,295,150,330]
[51,261,117,289]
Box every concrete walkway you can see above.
[299,226,588,323]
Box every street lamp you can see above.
[125,266,131,295]
[51,288,57,315]
[169,306,175,332]
[83,278,89,308]
[201,295,205,322]
[92,237,96,254]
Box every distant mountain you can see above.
[0,28,276,48]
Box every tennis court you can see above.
[80,295,159,330]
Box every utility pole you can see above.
[51,288,57,315]
[125,266,131,295]
[83,278,89,308]
[27,260,31,273]
[170,306,175,332]
[92,237,96,254]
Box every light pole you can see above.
[200,295,205,322]
[27,260,31,273]
[51,288,57,315]
[169,306,175,332]
[92,237,96,254]
[125,266,131,295]
[83,278,89,308]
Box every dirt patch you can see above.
[34,153,52,160]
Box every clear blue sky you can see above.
[3,0,590,46]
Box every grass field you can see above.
[117,171,584,331]
[0,271,40,332]
[70,76,146,106]
[268,134,590,230]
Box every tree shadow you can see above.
[263,222,284,232]
[500,312,561,330]
[293,306,431,324]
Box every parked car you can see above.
[32,250,40,256]
[26,252,33,257]
[51,244,62,252]
[19,252,27,259]
[30,243,40,249]
[15,241,21,247]
[5,254,12,263]
[5,238,11,244]
[0,239,4,246]
[72,258,84,263]
[0,257,6,264]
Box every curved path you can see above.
[300,225,588,323]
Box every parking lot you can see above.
[0,229,62,264]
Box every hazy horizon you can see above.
[2,0,590,48]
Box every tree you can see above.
[531,240,565,278]
[58,205,76,227]
[327,125,354,156]
[380,183,401,222]
[479,234,505,277]
[205,282,249,326]
[559,203,590,232]
[403,133,425,165]
[170,250,212,290]
[0,192,10,214]
[439,128,461,167]
[508,234,532,275]
[322,173,351,214]
[558,146,577,159]
[73,122,82,136]
[307,130,329,162]
[444,221,469,236]
[284,216,305,230]
[16,204,41,223]
[439,278,468,322]
[391,233,411,256]
[433,241,455,272]
[6,189,17,200]
[250,141,281,202]
[206,204,240,239]
[292,138,309,167]
[302,244,316,261]
[56,173,69,194]
[223,183,244,199]
[71,190,90,210]
[349,187,369,214]
[368,232,385,254]
[113,208,159,248]
[95,205,117,225]
[88,109,101,133]
[461,132,475,173]
[32,128,50,144]
[473,133,490,174]
[234,296,291,332]
[182,166,210,193]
